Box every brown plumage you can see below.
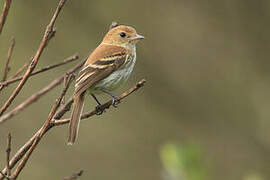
[74,45,128,96]
[68,25,144,145]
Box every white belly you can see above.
[93,54,136,92]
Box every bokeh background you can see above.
[0,0,270,179]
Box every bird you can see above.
[68,24,144,145]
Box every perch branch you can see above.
[0,54,78,91]
[0,59,83,124]
[63,170,83,180]
[0,79,146,180]
[0,0,68,116]
[2,37,15,82]
[53,79,146,125]
[0,0,12,35]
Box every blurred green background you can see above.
[1,0,270,179]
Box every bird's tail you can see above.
[68,94,85,145]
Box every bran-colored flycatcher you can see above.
[68,24,144,145]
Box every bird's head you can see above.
[102,25,144,49]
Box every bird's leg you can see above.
[100,88,120,107]
[91,93,105,115]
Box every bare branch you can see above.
[63,170,83,180]
[0,60,83,124]
[54,97,74,120]
[0,54,79,91]
[10,136,39,180]
[0,79,146,180]
[6,133,11,177]
[0,133,12,180]
[2,37,15,82]
[10,74,74,180]
[0,0,68,116]
[0,128,41,180]
[40,73,74,135]
[0,0,12,35]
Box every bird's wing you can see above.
[74,44,129,96]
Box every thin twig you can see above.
[9,59,31,79]
[54,97,74,120]
[0,0,12,35]
[40,73,74,135]
[63,170,83,180]
[0,60,83,124]
[53,79,146,126]
[10,135,39,180]
[10,74,74,180]
[0,79,146,180]
[0,171,9,180]
[0,54,79,91]
[0,128,41,180]
[6,133,11,177]
[0,0,68,116]
[2,37,15,82]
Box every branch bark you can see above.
[2,37,15,82]
[0,0,12,35]
[6,133,11,177]
[10,74,74,180]
[0,0,68,116]
[0,54,79,91]
[0,59,83,124]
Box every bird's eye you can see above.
[120,32,126,38]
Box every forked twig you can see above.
[10,135,39,180]
[10,74,74,180]
[0,54,79,91]
[0,59,83,124]
[0,0,68,116]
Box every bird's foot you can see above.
[112,98,120,108]
[95,105,106,115]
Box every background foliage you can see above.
[0,0,270,179]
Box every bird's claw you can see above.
[112,98,120,108]
[95,105,105,115]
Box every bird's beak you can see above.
[132,34,145,41]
